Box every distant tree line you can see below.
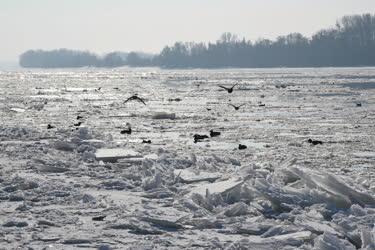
[19,49,153,68]
[20,14,375,68]
[20,49,99,68]
[154,14,375,68]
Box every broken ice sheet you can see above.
[174,168,221,183]
[188,178,244,197]
[2,69,375,249]
[95,148,141,162]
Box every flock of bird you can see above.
[116,82,248,149]
[190,83,249,149]
[44,81,323,148]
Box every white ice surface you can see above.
[1,68,375,249]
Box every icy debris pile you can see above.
[0,126,39,140]
[90,153,375,248]
[0,175,91,215]
[1,130,374,247]
[159,162,375,249]
[52,127,104,162]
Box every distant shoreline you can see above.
[0,61,21,71]
[18,13,375,70]
[16,65,375,70]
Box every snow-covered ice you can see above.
[95,148,141,162]
[0,67,375,249]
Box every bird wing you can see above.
[231,83,239,88]
[228,103,236,108]
[136,97,147,105]
[123,96,133,103]
[218,85,229,90]
[238,103,246,108]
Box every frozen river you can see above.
[0,67,375,249]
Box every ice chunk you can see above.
[140,216,183,230]
[3,220,28,227]
[54,140,76,151]
[360,227,375,249]
[109,219,163,235]
[174,168,221,183]
[62,239,91,245]
[353,152,375,159]
[38,165,69,173]
[76,127,92,140]
[229,231,313,248]
[234,222,273,235]
[224,202,249,217]
[313,232,356,250]
[285,167,375,207]
[261,224,300,238]
[267,231,312,244]
[151,112,176,120]
[10,108,25,113]
[294,217,341,236]
[189,178,243,197]
[142,172,162,191]
[95,148,141,162]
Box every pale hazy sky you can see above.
[1,0,375,61]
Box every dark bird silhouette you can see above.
[307,139,323,145]
[229,103,246,110]
[356,102,362,107]
[74,121,82,127]
[206,108,212,111]
[47,124,55,130]
[194,134,209,143]
[238,144,247,150]
[92,215,106,221]
[218,83,238,93]
[210,130,221,137]
[95,87,102,92]
[120,128,132,134]
[168,98,182,102]
[124,94,146,105]
[142,139,152,144]
[76,115,83,120]
[113,87,120,90]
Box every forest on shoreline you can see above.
[19,13,375,69]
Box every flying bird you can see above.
[228,103,246,110]
[123,94,146,105]
[218,83,239,93]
